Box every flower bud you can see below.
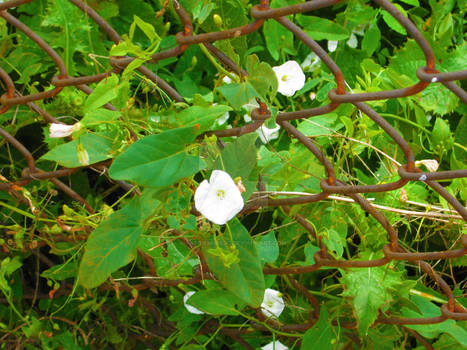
[77,143,90,166]
[213,14,223,28]
[49,122,81,138]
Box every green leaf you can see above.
[109,127,206,187]
[173,105,232,133]
[297,15,349,41]
[213,133,258,199]
[431,118,453,151]
[42,133,114,168]
[187,290,244,315]
[79,190,160,288]
[263,11,294,60]
[41,261,77,281]
[133,15,159,41]
[0,257,22,292]
[402,295,467,347]
[362,25,381,56]
[80,108,121,126]
[301,305,336,350]
[216,82,258,110]
[255,231,279,263]
[381,4,407,35]
[341,264,404,335]
[202,219,265,307]
[84,74,120,112]
[245,55,278,99]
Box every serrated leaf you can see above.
[341,264,404,335]
[202,219,265,307]
[109,127,206,187]
[41,133,114,168]
[79,190,160,288]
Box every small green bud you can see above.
[213,14,223,28]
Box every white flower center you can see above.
[281,74,288,82]
[216,189,226,200]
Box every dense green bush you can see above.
[0,0,465,348]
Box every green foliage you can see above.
[0,0,465,348]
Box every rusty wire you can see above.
[0,0,466,347]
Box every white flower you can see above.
[415,159,439,172]
[222,75,232,84]
[272,61,305,97]
[217,111,230,125]
[49,122,80,138]
[183,291,204,315]
[194,170,244,225]
[328,40,338,52]
[301,52,320,72]
[261,288,285,318]
[257,124,280,144]
[261,340,289,350]
[346,32,358,48]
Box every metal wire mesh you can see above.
[0,0,466,347]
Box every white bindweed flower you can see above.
[217,111,230,126]
[346,32,358,48]
[328,40,338,52]
[194,170,244,225]
[261,340,289,350]
[257,124,280,144]
[272,61,305,97]
[261,288,285,318]
[49,122,80,138]
[415,159,439,172]
[301,52,320,72]
[183,291,205,315]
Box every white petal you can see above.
[328,40,338,52]
[194,170,244,225]
[49,123,80,138]
[301,52,320,72]
[346,33,358,48]
[243,113,252,122]
[222,75,232,84]
[261,288,285,318]
[257,124,280,143]
[183,291,205,315]
[272,61,305,97]
[415,159,439,172]
[217,111,230,125]
[261,341,289,350]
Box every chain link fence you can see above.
[0,0,466,348]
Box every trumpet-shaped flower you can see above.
[183,291,204,315]
[194,170,244,225]
[49,122,80,138]
[415,159,439,172]
[301,52,320,72]
[272,61,305,97]
[261,288,285,318]
[257,124,280,144]
[261,340,289,350]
